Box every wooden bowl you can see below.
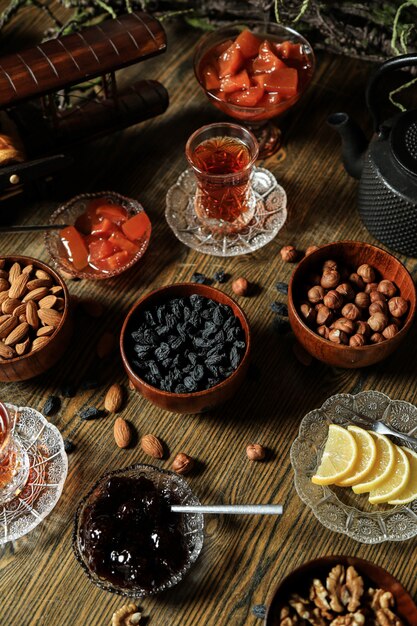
[288,241,416,368]
[120,283,251,413]
[265,555,417,626]
[0,256,73,382]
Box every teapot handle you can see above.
[366,52,417,132]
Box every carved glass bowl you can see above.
[291,391,417,544]
[73,463,204,597]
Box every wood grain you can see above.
[1,13,417,626]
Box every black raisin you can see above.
[270,302,288,316]
[155,342,170,361]
[144,329,157,346]
[184,376,197,391]
[175,384,187,393]
[59,384,76,398]
[80,407,105,420]
[191,272,208,284]
[156,325,169,336]
[148,361,161,378]
[213,307,224,325]
[161,357,173,369]
[133,344,150,357]
[276,281,288,295]
[189,294,204,310]
[144,310,156,326]
[192,364,205,381]
[188,352,197,365]
[131,330,144,342]
[43,395,60,416]
[213,270,227,283]
[64,439,75,453]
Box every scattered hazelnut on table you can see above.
[388,296,408,318]
[378,279,397,298]
[321,269,340,289]
[323,290,344,310]
[357,263,376,283]
[368,312,388,333]
[172,452,194,475]
[280,245,298,263]
[246,443,266,461]
[305,245,319,255]
[307,285,325,304]
[349,333,366,347]
[232,277,249,296]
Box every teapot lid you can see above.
[390,109,417,177]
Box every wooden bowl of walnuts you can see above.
[288,241,416,368]
[265,555,417,625]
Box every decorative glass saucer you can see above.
[0,404,68,544]
[165,167,287,257]
[291,391,417,544]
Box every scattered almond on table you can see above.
[113,417,132,449]
[104,383,124,413]
[141,434,164,459]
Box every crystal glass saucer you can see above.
[291,391,417,544]
[0,404,68,544]
[165,167,287,257]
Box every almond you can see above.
[38,295,57,309]
[50,285,63,295]
[23,287,49,302]
[15,337,30,355]
[141,434,163,459]
[22,264,33,275]
[26,301,39,329]
[13,303,27,317]
[35,269,50,280]
[27,278,52,290]
[0,291,10,305]
[114,417,131,448]
[38,308,62,327]
[5,322,29,346]
[55,297,65,311]
[32,336,49,351]
[36,325,55,337]
[0,315,18,338]
[2,298,21,315]
[0,278,10,292]
[19,314,27,324]
[0,314,10,323]
[8,262,21,283]
[0,343,15,359]
[104,383,124,412]
[9,273,28,299]
[97,332,116,359]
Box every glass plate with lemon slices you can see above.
[291,390,417,543]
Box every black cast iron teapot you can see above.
[329,53,417,257]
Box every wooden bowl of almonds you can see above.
[288,241,416,368]
[265,555,417,625]
[0,256,72,382]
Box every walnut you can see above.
[309,578,333,620]
[280,606,299,625]
[375,608,404,626]
[369,589,395,611]
[330,614,365,626]
[112,604,142,626]
[326,565,346,612]
[344,566,364,612]
[289,593,313,620]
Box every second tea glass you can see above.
[0,402,29,505]
[185,122,259,234]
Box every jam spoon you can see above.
[171,504,283,515]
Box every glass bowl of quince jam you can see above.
[45,191,152,280]
[194,22,315,156]
[73,464,204,597]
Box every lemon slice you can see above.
[312,424,358,486]
[352,433,395,494]
[368,445,410,504]
[337,425,377,486]
[389,447,417,505]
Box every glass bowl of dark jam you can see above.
[73,463,204,597]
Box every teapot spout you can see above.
[328,112,368,180]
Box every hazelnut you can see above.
[369,300,388,316]
[356,320,371,337]
[341,303,361,321]
[280,245,298,262]
[349,333,366,347]
[316,305,333,326]
[365,282,378,294]
[377,279,397,298]
[336,282,355,300]
[370,290,386,303]
[321,269,340,289]
[246,443,266,461]
[306,245,319,255]
[317,325,330,339]
[323,259,338,271]
[300,303,316,324]
[333,317,355,334]
[232,277,249,296]
[383,324,399,340]
[328,328,348,344]
[172,452,194,475]
[307,285,325,304]
[388,296,408,318]
[370,332,385,344]
[349,272,365,291]
[368,312,388,332]
[357,263,376,283]
[323,290,344,310]
[354,292,370,309]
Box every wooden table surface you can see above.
[1,10,417,626]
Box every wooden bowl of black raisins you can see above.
[120,283,251,413]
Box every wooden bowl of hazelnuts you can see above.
[288,241,416,368]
